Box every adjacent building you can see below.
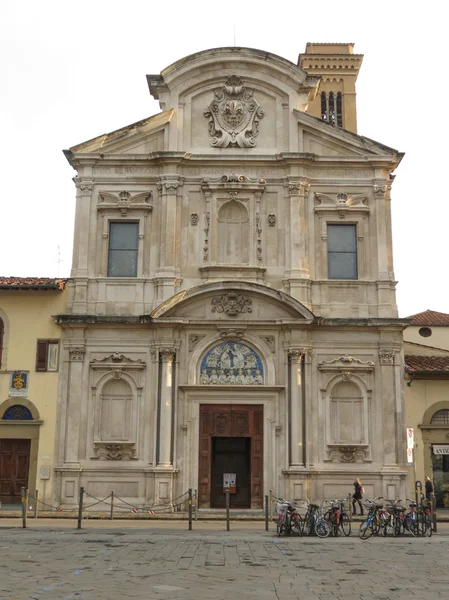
[404,310,449,507]
[0,278,67,506]
[54,43,408,510]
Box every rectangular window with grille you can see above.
[107,222,139,277]
[327,224,358,280]
[36,340,59,372]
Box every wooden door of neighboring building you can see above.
[0,439,31,504]
[198,404,263,508]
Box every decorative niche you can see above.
[199,175,266,282]
[90,353,146,460]
[318,354,374,463]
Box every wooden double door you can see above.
[0,439,31,504]
[198,404,263,508]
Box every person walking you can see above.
[352,477,364,516]
[425,476,434,501]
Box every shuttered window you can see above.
[36,340,59,372]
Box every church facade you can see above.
[54,44,408,509]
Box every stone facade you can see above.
[54,45,408,509]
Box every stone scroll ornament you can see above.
[204,75,264,148]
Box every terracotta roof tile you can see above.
[0,277,67,290]
[406,310,449,326]
[405,355,449,373]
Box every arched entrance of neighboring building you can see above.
[421,402,449,508]
[0,399,41,505]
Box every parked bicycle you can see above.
[324,498,351,537]
[302,500,330,538]
[274,498,303,536]
[359,498,385,539]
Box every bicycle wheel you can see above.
[340,513,351,537]
[290,514,303,536]
[276,517,284,536]
[404,516,416,537]
[315,518,330,538]
[323,511,337,536]
[425,514,432,537]
[359,519,373,540]
[393,516,402,537]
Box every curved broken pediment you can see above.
[150,281,315,322]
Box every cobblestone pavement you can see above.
[1,521,449,600]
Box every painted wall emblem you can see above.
[200,342,264,385]
[9,371,29,397]
[204,75,264,148]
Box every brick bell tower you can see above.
[298,43,363,134]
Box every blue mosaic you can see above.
[200,342,264,385]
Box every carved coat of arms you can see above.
[204,75,264,148]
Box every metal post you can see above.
[349,492,352,522]
[77,487,84,530]
[34,489,38,519]
[265,495,269,531]
[188,488,193,531]
[194,489,198,521]
[432,493,437,533]
[21,487,26,529]
[226,489,230,531]
[110,491,114,520]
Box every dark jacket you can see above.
[353,481,363,500]
[425,479,433,498]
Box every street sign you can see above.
[407,428,414,449]
[406,448,414,466]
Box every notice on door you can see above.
[433,445,449,455]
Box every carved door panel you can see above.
[198,404,263,509]
[0,439,31,504]
[250,408,263,508]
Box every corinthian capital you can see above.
[160,348,176,363]
[288,349,303,362]
[69,347,85,361]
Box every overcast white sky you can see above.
[0,1,446,317]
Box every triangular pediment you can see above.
[294,109,402,161]
[67,110,173,155]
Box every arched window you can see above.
[218,201,249,264]
[320,92,343,128]
[328,92,335,125]
[321,91,327,121]
[330,380,364,444]
[2,405,33,420]
[99,379,133,440]
[0,317,4,368]
[431,409,449,424]
[336,92,343,127]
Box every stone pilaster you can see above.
[64,346,86,464]
[288,349,304,466]
[157,348,176,467]
[379,348,397,467]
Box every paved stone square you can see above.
[1,520,448,599]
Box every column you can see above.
[286,178,311,305]
[157,348,175,467]
[64,346,86,464]
[289,349,304,466]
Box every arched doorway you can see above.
[0,400,40,505]
[421,403,449,508]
